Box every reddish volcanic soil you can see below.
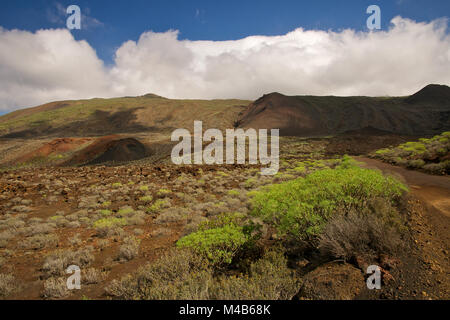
[356,157,450,299]
[15,138,93,163]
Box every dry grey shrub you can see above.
[28,217,43,224]
[182,215,208,236]
[4,218,25,229]
[65,213,79,222]
[23,223,55,237]
[96,225,126,239]
[67,221,81,228]
[0,229,17,248]
[19,234,59,250]
[150,227,172,238]
[0,274,17,298]
[97,239,110,250]
[118,236,141,262]
[209,250,300,300]
[126,212,146,226]
[105,249,211,299]
[42,247,94,278]
[154,207,189,225]
[69,234,82,246]
[319,211,403,262]
[42,277,69,299]
[0,230,15,242]
[82,268,107,285]
[105,249,299,300]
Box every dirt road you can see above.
[356,157,450,299]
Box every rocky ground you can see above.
[0,136,448,300]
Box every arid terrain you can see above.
[0,85,449,300]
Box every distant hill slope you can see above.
[236,85,450,136]
[0,94,250,138]
[1,85,449,139]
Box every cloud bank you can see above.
[0,16,449,111]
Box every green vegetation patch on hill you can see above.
[372,132,450,175]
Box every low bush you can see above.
[250,161,407,241]
[318,205,404,262]
[209,250,300,300]
[0,274,17,298]
[372,132,450,174]
[105,249,212,300]
[105,248,299,300]
[118,236,141,261]
[177,212,261,265]
[82,268,106,285]
[93,217,127,230]
[176,224,249,265]
[146,199,170,214]
[19,234,59,250]
[42,248,94,278]
[42,277,69,299]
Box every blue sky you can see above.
[1,0,449,65]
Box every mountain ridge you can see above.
[236,84,450,136]
[0,84,449,138]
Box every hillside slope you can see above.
[236,85,450,136]
[0,95,250,138]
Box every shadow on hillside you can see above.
[1,108,176,138]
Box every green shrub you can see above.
[407,159,425,169]
[372,131,450,175]
[250,164,407,241]
[139,196,153,203]
[118,207,134,216]
[176,224,249,265]
[157,189,171,197]
[99,209,112,216]
[101,201,111,208]
[93,217,127,229]
[227,190,240,197]
[146,199,169,213]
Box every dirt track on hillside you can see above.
[356,157,450,299]
[357,157,450,217]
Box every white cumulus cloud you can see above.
[0,16,449,112]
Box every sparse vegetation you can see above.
[118,237,141,261]
[373,132,450,174]
[42,248,94,278]
[0,127,445,300]
[177,224,249,265]
[105,248,299,300]
[250,158,407,241]
[42,277,70,299]
[0,274,17,298]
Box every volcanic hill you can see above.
[236,84,450,136]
